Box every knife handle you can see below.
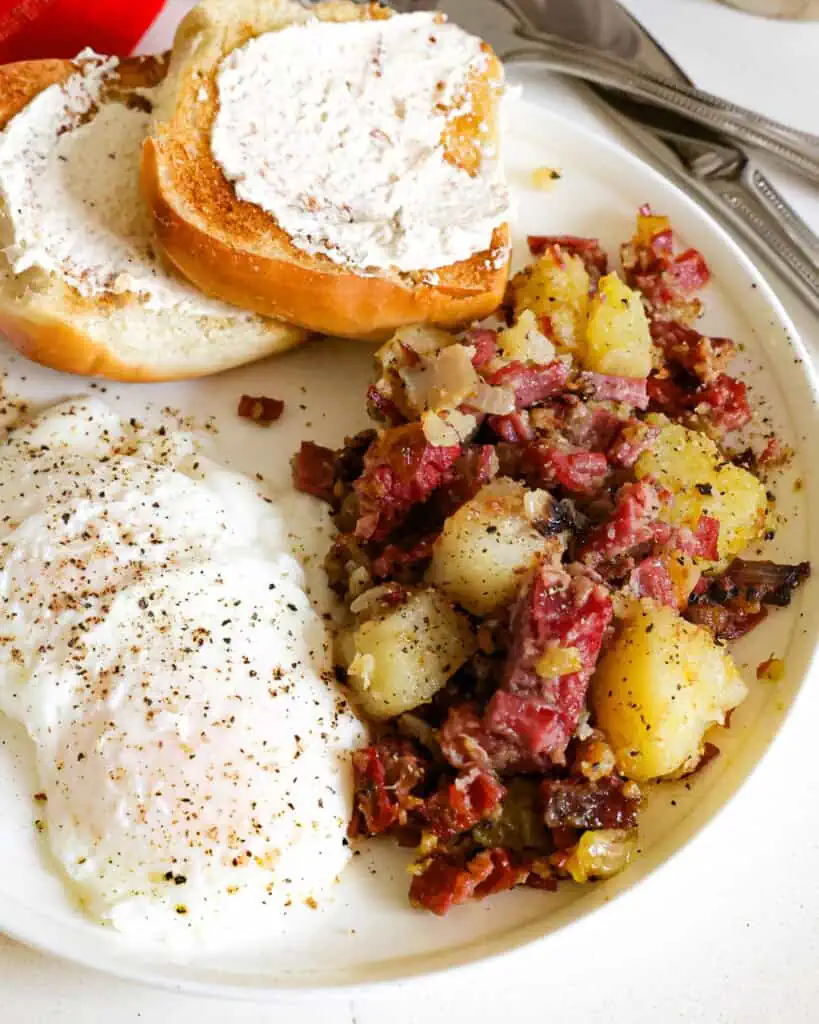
[505,41,819,183]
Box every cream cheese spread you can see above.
[211,13,511,273]
[0,52,235,314]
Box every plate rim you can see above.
[2,94,819,1000]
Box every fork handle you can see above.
[570,73,819,315]
[696,169,819,316]
[504,43,819,183]
[742,167,819,262]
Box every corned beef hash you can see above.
[293,208,810,916]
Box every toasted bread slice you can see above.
[143,0,511,341]
[0,54,305,382]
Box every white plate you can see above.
[0,97,818,998]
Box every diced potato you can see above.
[498,309,556,365]
[509,249,590,356]
[635,422,767,561]
[590,601,748,781]
[344,588,476,720]
[426,479,557,616]
[583,272,653,378]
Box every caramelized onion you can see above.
[563,829,636,883]
[725,559,810,606]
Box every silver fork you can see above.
[388,0,819,183]
[386,0,819,312]
[601,96,819,314]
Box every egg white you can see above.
[0,399,364,948]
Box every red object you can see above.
[0,0,165,63]
[630,554,678,608]
[439,568,616,776]
[237,394,285,424]
[409,848,540,916]
[608,421,660,468]
[526,235,609,280]
[560,401,624,451]
[690,515,721,561]
[366,384,405,426]
[701,373,752,432]
[666,247,711,293]
[497,434,613,493]
[646,373,694,417]
[424,769,505,841]
[495,569,613,762]
[433,444,498,517]
[581,480,670,566]
[353,423,461,541]
[487,410,535,443]
[349,738,430,838]
[486,359,570,409]
[291,441,337,504]
[539,447,609,494]
[542,776,639,830]
[370,535,436,580]
[622,215,710,322]
[463,327,498,368]
[580,372,649,410]
[650,319,736,385]
[438,703,492,771]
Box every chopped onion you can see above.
[350,583,401,617]
[609,590,633,620]
[347,565,373,601]
[392,324,456,358]
[397,712,443,760]
[574,736,617,780]
[535,644,583,679]
[402,343,480,412]
[391,331,517,419]
[472,379,516,415]
[376,325,454,372]
[574,709,594,742]
[421,408,478,446]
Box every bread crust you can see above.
[0,58,74,124]
[0,304,171,382]
[143,139,508,342]
[0,54,305,381]
[144,0,511,340]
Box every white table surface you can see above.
[3,1,819,1020]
